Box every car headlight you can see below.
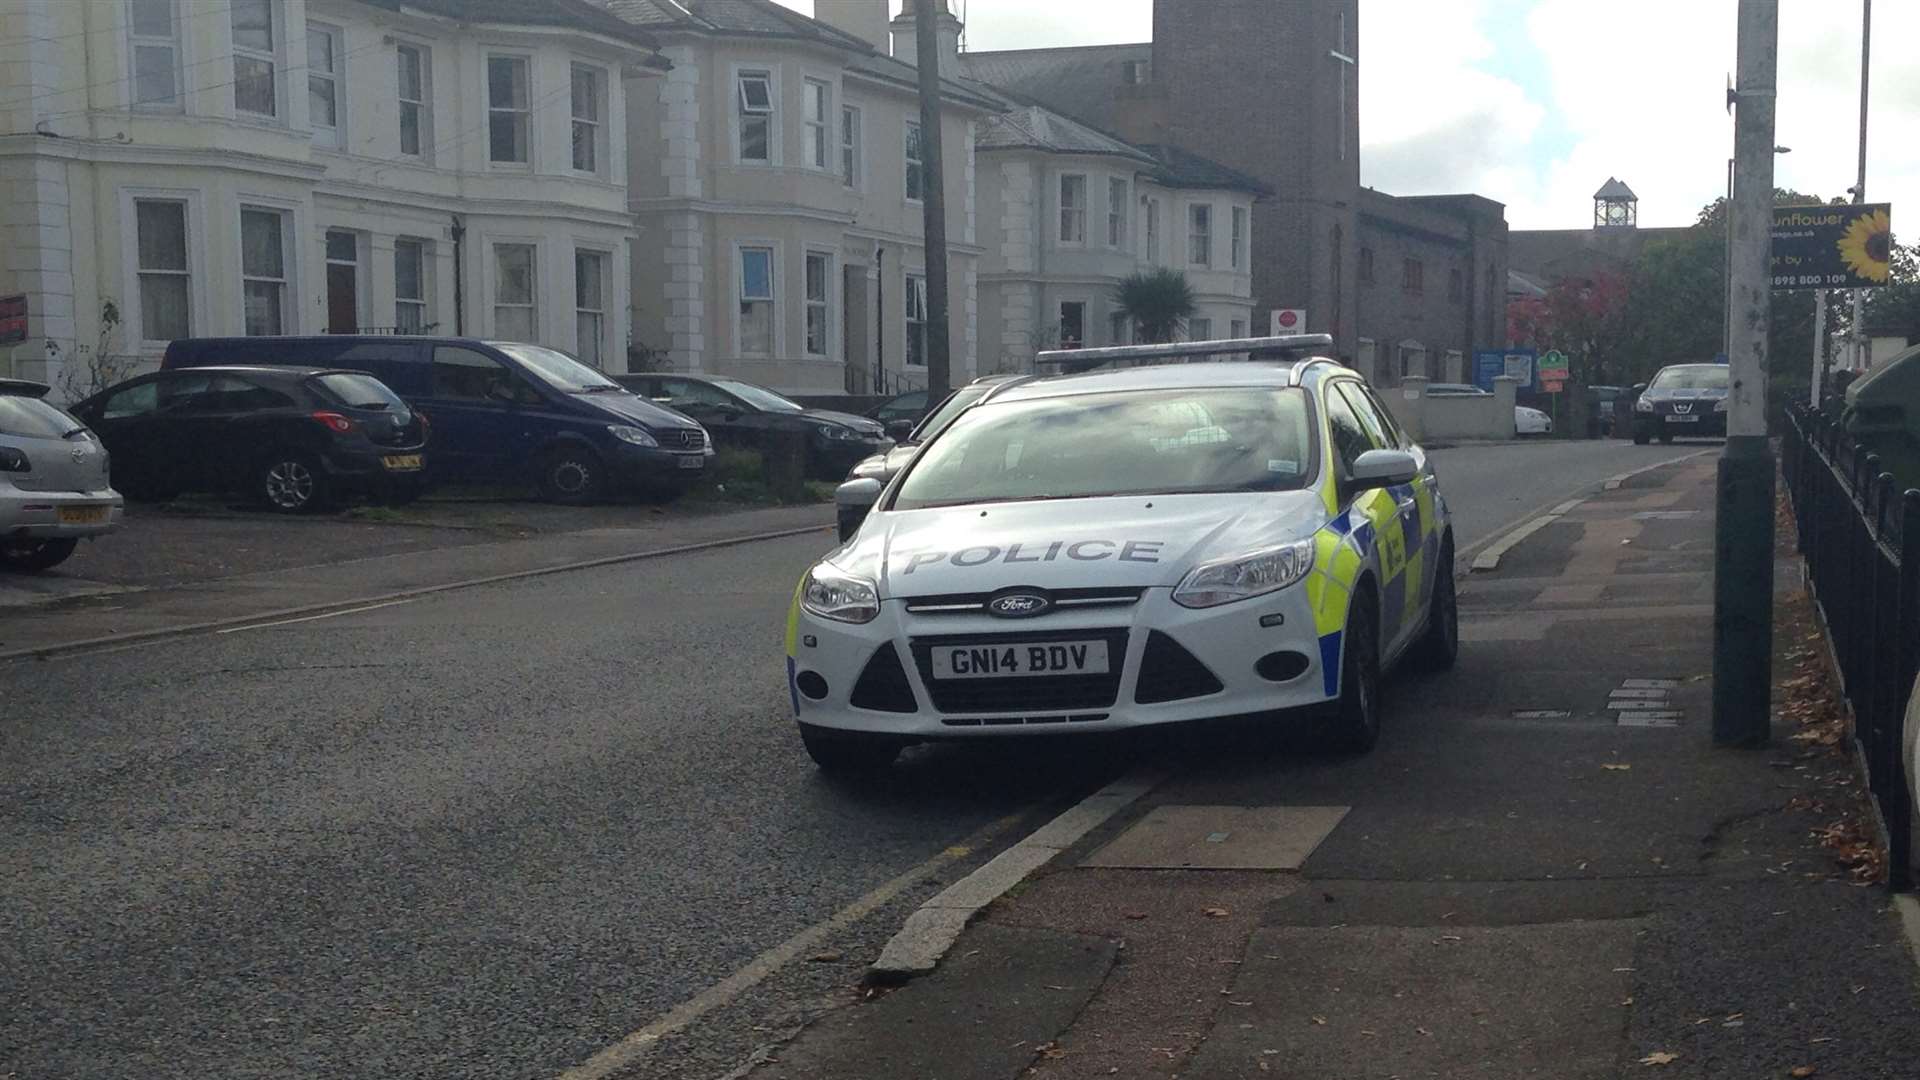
[817,423,857,441]
[1634,398,1654,413]
[607,425,659,448]
[1714,399,1728,412]
[802,564,880,623]
[1173,539,1315,609]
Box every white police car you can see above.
[784,342,1456,773]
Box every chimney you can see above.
[813,0,891,54]
[889,1,962,74]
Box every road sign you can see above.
[1541,378,1566,393]
[1771,203,1891,291]
[1475,348,1535,391]
[0,295,25,346]
[1538,349,1570,380]
[1269,308,1305,335]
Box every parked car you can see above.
[616,373,891,479]
[1631,364,1729,444]
[71,367,428,513]
[163,337,710,503]
[0,379,121,571]
[1424,383,1553,438]
[868,390,930,433]
[839,374,1034,541]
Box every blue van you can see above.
[162,337,712,503]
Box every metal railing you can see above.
[844,364,925,397]
[323,324,441,336]
[1782,403,1919,889]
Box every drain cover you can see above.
[1512,709,1572,720]
[1618,711,1682,727]
[1622,678,1680,689]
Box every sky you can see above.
[776,1,1917,233]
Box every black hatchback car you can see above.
[1631,364,1729,444]
[615,373,890,479]
[71,366,427,512]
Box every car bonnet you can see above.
[585,390,705,431]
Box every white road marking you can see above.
[215,599,418,633]
[554,812,1026,1080]
[1469,514,1562,572]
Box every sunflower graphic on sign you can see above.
[1837,207,1892,283]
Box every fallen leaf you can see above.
[1640,1051,1680,1066]
[1311,1016,1328,1026]
[1620,997,1635,1007]
[807,950,842,963]
[1123,911,1149,920]
[1790,1068,1817,1078]
[1416,1026,1433,1036]
[1258,1063,1270,1073]
[1203,907,1231,918]
[1602,764,1633,772]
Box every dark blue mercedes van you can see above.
[162,337,711,502]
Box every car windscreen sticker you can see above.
[900,540,1167,574]
[1268,459,1298,473]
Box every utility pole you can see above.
[1848,0,1871,371]
[1813,290,1827,407]
[913,0,953,401]
[1713,0,1778,748]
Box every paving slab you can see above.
[1081,805,1349,871]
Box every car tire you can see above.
[1632,428,1651,446]
[260,452,330,513]
[800,728,901,774]
[1413,546,1459,671]
[1320,590,1382,753]
[537,447,605,505]
[0,537,79,572]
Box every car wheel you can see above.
[1413,546,1459,671]
[800,728,901,774]
[1632,428,1651,446]
[261,453,330,513]
[1320,590,1382,753]
[538,447,605,505]
[0,537,79,572]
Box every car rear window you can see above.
[0,394,82,440]
[313,373,407,411]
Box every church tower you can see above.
[1594,178,1639,230]
[1149,0,1361,356]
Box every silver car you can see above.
[1,379,122,571]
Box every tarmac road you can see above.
[0,439,1707,1080]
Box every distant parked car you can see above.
[163,337,710,503]
[616,373,891,479]
[1424,383,1553,438]
[71,367,428,513]
[840,374,1034,541]
[1631,364,1729,444]
[0,379,121,571]
[868,390,930,434]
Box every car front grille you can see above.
[903,587,1145,616]
[909,628,1129,714]
[941,713,1109,728]
[658,428,706,452]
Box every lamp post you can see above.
[1724,146,1790,362]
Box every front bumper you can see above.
[1,489,125,540]
[606,443,711,487]
[811,437,892,478]
[788,585,1336,740]
[1636,410,1727,436]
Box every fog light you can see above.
[796,671,830,700]
[1255,651,1311,682]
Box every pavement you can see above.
[732,454,1920,1080]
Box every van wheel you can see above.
[538,447,604,505]
[261,453,330,513]
[1,537,79,572]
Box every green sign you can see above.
[1538,350,1570,377]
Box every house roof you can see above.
[843,53,1005,111]
[380,0,665,49]
[1135,143,1272,196]
[976,105,1155,161]
[1594,177,1638,201]
[957,43,1149,132]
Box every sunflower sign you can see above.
[1771,203,1892,291]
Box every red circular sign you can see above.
[1276,310,1299,329]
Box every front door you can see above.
[325,231,359,334]
[842,264,868,392]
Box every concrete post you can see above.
[1492,376,1519,440]
[1398,376,1429,443]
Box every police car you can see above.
[784,337,1456,773]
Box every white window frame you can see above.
[129,195,195,345]
[394,237,431,333]
[1058,173,1087,246]
[486,54,532,167]
[1107,177,1129,249]
[1230,206,1247,270]
[491,241,539,341]
[307,22,344,149]
[802,77,831,171]
[238,204,294,336]
[1188,316,1213,342]
[574,247,610,368]
[396,42,432,160]
[735,243,778,358]
[840,104,861,189]
[904,273,929,367]
[229,0,281,122]
[735,68,775,165]
[1188,203,1213,268]
[804,250,833,358]
[1230,318,1247,340]
[905,121,925,203]
[570,63,606,175]
[1145,196,1161,264]
[127,0,182,112]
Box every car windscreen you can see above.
[313,373,407,411]
[712,379,804,413]
[912,383,996,440]
[1650,366,1729,391]
[494,343,622,392]
[892,387,1315,511]
[0,394,84,440]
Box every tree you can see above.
[1112,268,1196,344]
[54,299,139,404]
[1863,239,1920,343]
[1507,271,1630,434]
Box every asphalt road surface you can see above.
[0,438,1708,1080]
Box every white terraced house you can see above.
[0,0,667,395]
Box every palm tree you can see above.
[1112,268,1197,344]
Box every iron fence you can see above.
[1782,403,1919,890]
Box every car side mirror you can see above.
[885,419,915,441]
[1632,383,1648,395]
[1349,449,1418,491]
[836,477,883,512]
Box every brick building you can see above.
[961,0,1510,384]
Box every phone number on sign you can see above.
[1773,274,1856,288]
